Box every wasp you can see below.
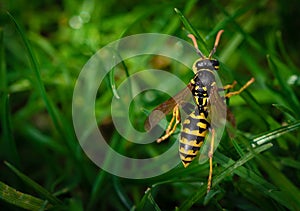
[145,30,255,192]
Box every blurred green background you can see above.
[1,0,300,210]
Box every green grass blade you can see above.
[109,68,121,99]
[21,124,68,154]
[108,51,130,100]
[113,177,133,210]
[179,143,272,210]
[108,53,120,99]
[4,161,62,205]
[164,0,197,34]
[88,133,122,209]
[216,152,297,210]
[212,0,267,55]
[206,4,256,41]
[212,143,272,190]
[272,103,296,122]
[135,187,161,211]
[174,8,199,37]
[257,157,300,209]
[267,55,300,116]
[0,27,20,167]
[87,170,108,210]
[174,8,208,53]
[6,12,86,177]
[0,94,20,167]
[280,157,300,170]
[135,187,150,211]
[146,189,161,211]
[251,120,300,147]
[230,137,246,158]
[276,31,298,74]
[6,12,64,138]
[0,27,5,89]
[0,181,51,211]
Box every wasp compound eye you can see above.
[211,60,219,70]
[211,60,219,67]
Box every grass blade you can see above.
[0,94,20,167]
[179,143,272,210]
[257,157,300,209]
[113,177,133,210]
[251,120,300,147]
[276,31,298,74]
[174,8,208,53]
[136,187,161,211]
[0,27,5,89]
[272,104,296,122]
[0,27,20,167]
[6,12,86,177]
[216,152,298,210]
[4,161,62,205]
[0,181,51,210]
[6,12,65,139]
[212,0,267,55]
[88,133,122,209]
[267,55,300,117]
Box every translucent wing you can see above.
[225,107,237,138]
[144,83,193,131]
[209,86,228,128]
[199,85,227,164]
[210,86,238,138]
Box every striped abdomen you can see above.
[179,108,210,167]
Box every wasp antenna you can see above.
[208,30,224,58]
[188,34,205,58]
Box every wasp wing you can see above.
[211,87,238,138]
[199,85,227,164]
[144,83,193,131]
[225,107,237,138]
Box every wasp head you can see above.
[193,58,219,72]
[188,30,223,73]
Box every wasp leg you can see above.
[207,128,215,193]
[225,77,255,99]
[157,105,180,143]
[223,80,237,90]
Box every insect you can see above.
[145,30,255,192]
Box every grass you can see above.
[1,0,300,210]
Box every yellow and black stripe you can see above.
[179,72,213,167]
[179,108,210,167]
[147,31,254,192]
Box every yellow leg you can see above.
[205,78,254,192]
[207,128,215,193]
[157,105,180,143]
[225,77,255,99]
[223,80,237,90]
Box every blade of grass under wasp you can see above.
[180,143,272,210]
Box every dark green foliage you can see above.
[1,0,300,210]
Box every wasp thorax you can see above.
[193,59,219,72]
[196,70,216,88]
